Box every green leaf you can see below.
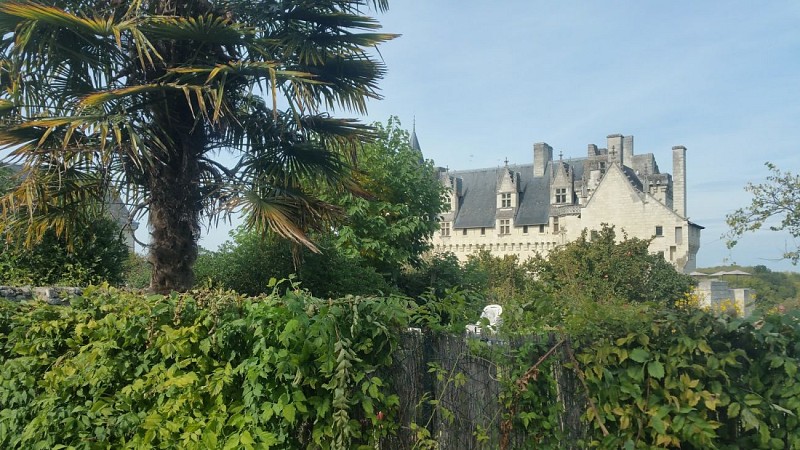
[240,430,254,445]
[741,408,760,431]
[283,404,296,424]
[728,402,741,418]
[647,360,665,379]
[629,347,651,363]
[650,416,667,434]
[223,433,240,450]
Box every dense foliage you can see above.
[0,216,128,286]
[0,165,129,286]
[573,308,800,449]
[194,231,393,298]
[0,286,408,449]
[323,117,447,279]
[0,0,395,292]
[727,162,800,264]
[532,226,695,305]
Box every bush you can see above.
[122,253,152,289]
[0,286,409,448]
[194,230,393,298]
[0,217,129,286]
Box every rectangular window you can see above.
[500,219,510,235]
[481,227,485,236]
[523,225,528,234]
[462,228,467,236]
[539,224,545,233]
[441,222,451,237]
[553,217,560,233]
[675,227,683,245]
[669,246,676,261]
[501,192,512,208]
[555,188,567,203]
[655,226,663,237]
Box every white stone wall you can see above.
[432,222,561,262]
[695,280,754,318]
[577,165,696,272]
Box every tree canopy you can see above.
[0,164,129,286]
[726,162,800,264]
[0,0,395,292]
[323,117,447,278]
[531,226,695,305]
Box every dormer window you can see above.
[555,188,567,203]
[501,193,512,208]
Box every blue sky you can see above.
[312,0,798,272]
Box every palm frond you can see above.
[141,14,252,45]
[0,1,119,37]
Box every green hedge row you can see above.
[3,287,800,449]
[0,285,409,449]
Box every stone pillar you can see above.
[533,142,553,177]
[672,145,686,217]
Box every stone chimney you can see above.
[607,134,623,166]
[533,142,553,177]
[623,135,634,166]
[672,146,686,217]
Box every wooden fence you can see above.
[380,332,590,449]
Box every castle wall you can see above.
[429,133,700,272]
[581,166,696,272]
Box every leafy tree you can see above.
[0,216,128,286]
[0,164,129,286]
[726,162,800,264]
[0,0,395,293]
[397,252,465,299]
[462,250,537,302]
[122,253,152,290]
[194,229,393,298]
[531,226,695,305]
[324,117,447,279]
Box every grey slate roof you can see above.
[410,129,421,152]
[450,168,504,228]
[447,158,646,228]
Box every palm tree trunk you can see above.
[148,144,201,293]
[147,89,204,293]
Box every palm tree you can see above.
[0,0,395,293]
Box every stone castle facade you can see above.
[429,133,703,272]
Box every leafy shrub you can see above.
[0,217,129,286]
[195,230,393,298]
[122,253,152,289]
[574,308,800,449]
[0,285,409,449]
